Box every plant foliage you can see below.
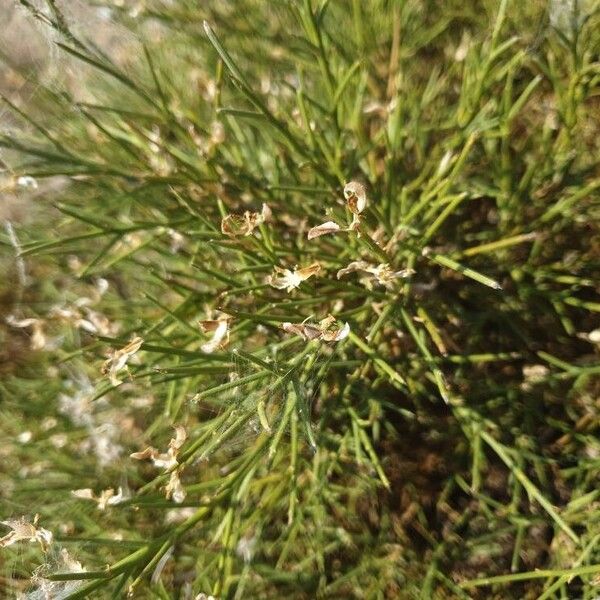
[1,0,599,598]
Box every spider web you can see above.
[194,339,338,460]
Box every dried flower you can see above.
[307,182,368,240]
[17,175,38,189]
[282,315,350,342]
[236,534,257,563]
[437,150,454,176]
[260,202,273,222]
[199,314,231,353]
[131,427,187,471]
[267,262,321,292]
[0,515,53,551]
[523,364,549,382]
[210,120,225,146]
[17,431,32,444]
[281,322,323,341]
[221,204,270,237]
[96,277,109,296]
[49,305,116,337]
[343,181,367,215]
[165,471,186,503]
[5,315,46,350]
[101,337,144,386]
[131,427,187,503]
[337,261,414,290]
[71,487,127,510]
[164,507,196,524]
[307,221,342,240]
[587,329,600,344]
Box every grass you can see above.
[0,0,599,598]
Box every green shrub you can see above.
[1,1,599,598]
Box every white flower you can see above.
[210,120,225,146]
[96,277,110,296]
[0,515,53,551]
[267,263,321,292]
[167,229,186,253]
[453,31,472,62]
